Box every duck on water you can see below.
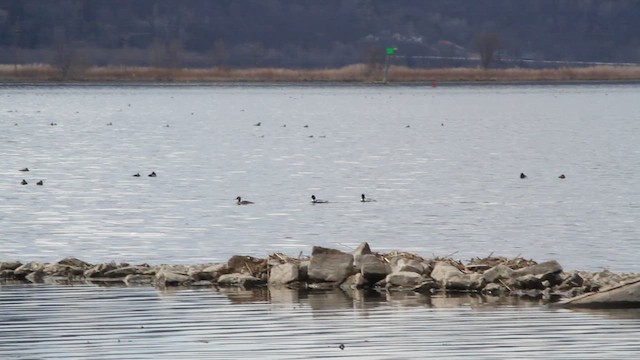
[236,196,254,205]
[311,195,328,204]
[361,194,376,202]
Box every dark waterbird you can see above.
[311,195,328,204]
[133,173,141,177]
[36,180,43,186]
[361,194,376,202]
[520,172,527,179]
[20,168,29,172]
[21,179,27,185]
[148,172,157,177]
[236,196,254,205]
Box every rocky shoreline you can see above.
[2,243,639,308]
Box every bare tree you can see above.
[472,33,503,69]
[53,28,80,79]
[362,47,385,79]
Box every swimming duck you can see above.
[520,172,527,179]
[236,196,254,205]
[361,194,376,202]
[311,195,328,204]
[133,173,141,177]
[20,168,29,172]
[36,180,43,186]
[21,179,27,185]
[558,174,566,179]
[254,122,261,126]
[148,171,157,177]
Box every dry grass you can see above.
[1,63,640,83]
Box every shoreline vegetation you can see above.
[2,64,640,84]
[2,243,640,308]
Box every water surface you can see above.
[1,84,639,271]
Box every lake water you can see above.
[1,84,640,358]
[1,84,638,271]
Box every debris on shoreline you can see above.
[2,243,639,308]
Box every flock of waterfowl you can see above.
[17,168,43,186]
[235,193,376,205]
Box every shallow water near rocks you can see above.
[1,84,640,358]
[1,284,640,359]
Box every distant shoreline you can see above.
[2,64,640,85]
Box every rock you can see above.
[155,269,191,287]
[391,258,424,274]
[13,262,46,278]
[353,242,372,269]
[514,274,545,290]
[0,260,23,271]
[43,263,85,277]
[308,246,354,283]
[268,263,299,285]
[84,262,118,278]
[446,273,485,291]
[202,263,227,274]
[385,271,425,288]
[559,278,640,308]
[513,260,562,277]
[57,257,92,269]
[103,266,146,278]
[340,273,367,290]
[482,264,515,283]
[431,262,483,291]
[227,255,266,275]
[218,273,265,288]
[359,254,390,283]
[430,262,464,283]
[0,269,15,278]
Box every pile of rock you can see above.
[2,243,639,307]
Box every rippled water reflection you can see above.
[1,284,639,359]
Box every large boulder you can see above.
[431,262,483,291]
[42,263,85,277]
[386,271,425,288]
[227,255,267,276]
[353,242,372,269]
[359,254,390,283]
[430,262,464,283]
[513,260,562,277]
[308,246,354,283]
[13,262,46,278]
[390,257,424,274]
[84,262,119,278]
[558,278,640,308]
[482,264,515,283]
[0,260,23,271]
[57,257,92,269]
[268,263,299,285]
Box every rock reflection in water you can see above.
[2,284,640,359]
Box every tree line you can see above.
[1,0,638,70]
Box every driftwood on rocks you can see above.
[3,244,640,308]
